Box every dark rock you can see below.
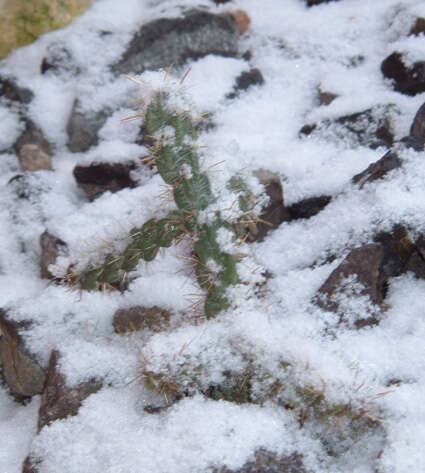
[381,52,425,96]
[251,170,291,242]
[415,234,425,260]
[213,450,307,473]
[306,0,340,6]
[405,252,425,279]
[287,195,331,220]
[38,350,102,431]
[73,162,137,201]
[0,310,46,399]
[409,101,425,148]
[227,68,264,99]
[66,99,112,152]
[409,18,425,37]
[316,243,385,318]
[41,43,80,76]
[113,306,171,334]
[40,231,67,280]
[22,457,41,473]
[0,75,33,104]
[212,0,231,4]
[14,118,51,157]
[300,105,396,149]
[318,90,337,105]
[352,149,402,188]
[374,225,413,279]
[112,10,239,75]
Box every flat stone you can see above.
[37,350,102,431]
[18,144,52,172]
[73,161,137,201]
[40,231,67,279]
[213,450,307,473]
[112,10,239,75]
[0,310,46,399]
[300,105,396,149]
[352,149,402,188]
[66,99,112,152]
[316,243,385,313]
[113,306,171,334]
[318,90,338,105]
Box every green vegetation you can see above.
[0,0,90,59]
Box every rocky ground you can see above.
[1,0,425,472]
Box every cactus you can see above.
[72,79,262,317]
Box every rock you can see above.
[318,90,337,106]
[213,450,307,473]
[306,0,340,6]
[66,99,112,152]
[73,162,137,201]
[315,243,385,327]
[251,170,291,242]
[300,105,396,149]
[112,10,240,75]
[113,306,171,334]
[37,350,102,431]
[0,310,46,399]
[352,149,402,188]
[409,101,425,148]
[287,195,331,220]
[14,118,51,158]
[41,42,80,76]
[22,457,41,473]
[40,231,67,279]
[381,52,425,96]
[409,18,425,36]
[373,225,413,279]
[0,75,33,104]
[228,10,251,35]
[18,144,52,172]
[227,68,264,99]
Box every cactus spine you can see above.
[76,81,254,318]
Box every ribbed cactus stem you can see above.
[73,82,258,317]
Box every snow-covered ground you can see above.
[1,0,425,472]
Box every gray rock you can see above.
[66,99,112,152]
[113,306,171,334]
[40,231,67,279]
[213,450,307,473]
[300,105,396,149]
[0,75,33,104]
[0,310,46,399]
[38,350,102,431]
[41,42,80,76]
[112,10,239,75]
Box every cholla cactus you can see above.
[76,73,264,317]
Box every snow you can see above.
[1,0,425,472]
